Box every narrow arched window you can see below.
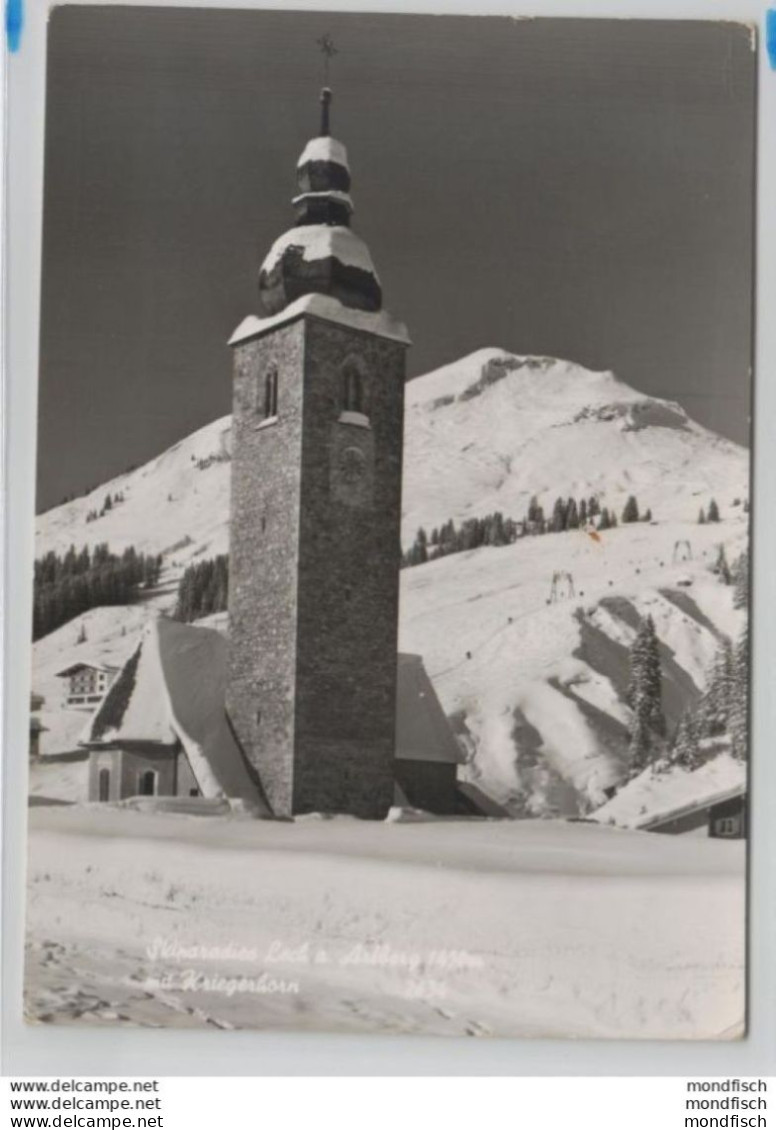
[263,368,278,420]
[342,364,364,414]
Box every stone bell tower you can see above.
[226,87,410,819]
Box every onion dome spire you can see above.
[257,83,383,317]
[293,88,353,228]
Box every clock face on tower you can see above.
[339,446,366,485]
[330,428,374,508]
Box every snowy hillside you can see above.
[31,349,749,815]
[402,349,747,543]
[398,516,747,811]
[37,417,234,565]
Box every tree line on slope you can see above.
[402,494,654,568]
[173,555,229,622]
[33,544,162,641]
[624,548,749,777]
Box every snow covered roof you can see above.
[395,653,465,765]
[260,225,379,280]
[79,622,457,792]
[229,293,410,347]
[297,136,349,170]
[56,662,120,678]
[81,618,268,809]
[593,753,747,830]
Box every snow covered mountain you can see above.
[32,349,749,815]
[36,347,747,564]
[402,348,747,542]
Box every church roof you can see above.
[81,618,269,810]
[229,293,410,348]
[79,620,460,798]
[56,661,120,678]
[395,654,466,766]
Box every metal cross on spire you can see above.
[316,34,338,135]
[316,33,338,86]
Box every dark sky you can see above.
[37,7,755,512]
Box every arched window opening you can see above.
[342,365,364,415]
[138,769,156,797]
[98,767,110,802]
[263,368,278,420]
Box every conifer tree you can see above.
[707,499,720,522]
[622,495,639,523]
[713,544,732,585]
[698,509,706,525]
[625,614,665,774]
[729,623,750,762]
[670,709,703,771]
[173,554,230,622]
[628,712,653,775]
[696,637,734,739]
[733,549,749,610]
[551,497,567,533]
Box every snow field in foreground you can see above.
[25,808,745,1039]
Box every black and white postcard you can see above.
[23,8,755,1039]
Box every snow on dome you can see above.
[297,136,349,170]
[260,225,380,283]
[292,189,354,210]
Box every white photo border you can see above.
[2,0,774,1076]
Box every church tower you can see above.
[226,87,410,819]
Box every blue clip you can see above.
[5,0,23,52]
